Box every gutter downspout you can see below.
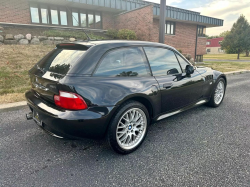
[195,25,198,62]
[159,0,166,44]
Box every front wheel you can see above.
[107,101,149,154]
[206,78,226,107]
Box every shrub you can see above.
[178,49,182,54]
[106,29,118,39]
[117,29,137,40]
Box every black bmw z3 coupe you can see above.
[25,40,227,154]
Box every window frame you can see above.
[29,2,102,29]
[197,25,206,37]
[174,52,192,73]
[143,46,184,77]
[92,47,152,77]
[165,21,176,35]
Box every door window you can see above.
[176,54,190,72]
[94,47,151,77]
[144,47,182,76]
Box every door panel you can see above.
[143,47,205,113]
[155,70,204,113]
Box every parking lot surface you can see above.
[1,74,250,187]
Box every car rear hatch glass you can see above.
[30,46,88,103]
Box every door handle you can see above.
[163,83,173,89]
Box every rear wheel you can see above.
[107,101,149,154]
[206,78,226,107]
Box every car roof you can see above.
[72,40,176,50]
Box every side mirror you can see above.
[185,65,194,75]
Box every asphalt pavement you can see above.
[1,74,250,187]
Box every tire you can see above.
[107,100,150,154]
[206,78,226,107]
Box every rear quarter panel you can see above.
[59,76,161,117]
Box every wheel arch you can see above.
[104,95,155,137]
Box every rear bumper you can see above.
[25,90,116,139]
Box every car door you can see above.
[143,47,204,113]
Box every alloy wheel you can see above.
[116,108,147,150]
[214,81,225,105]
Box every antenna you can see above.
[65,6,91,41]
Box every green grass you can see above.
[43,30,109,40]
[203,61,250,72]
[0,45,54,104]
[204,54,250,60]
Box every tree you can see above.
[219,30,230,37]
[221,15,250,59]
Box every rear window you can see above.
[38,49,86,75]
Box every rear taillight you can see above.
[54,91,88,110]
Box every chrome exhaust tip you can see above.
[26,112,33,120]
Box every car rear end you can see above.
[25,43,115,139]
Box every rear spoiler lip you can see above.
[56,43,94,50]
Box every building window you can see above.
[29,3,102,29]
[30,4,40,23]
[198,26,206,37]
[95,13,102,29]
[50,6,59,25]
[219,41,222,45]
[60,8,68,26]
[207,49,211,53]
[80,12,87,27]
[165,21,175,35]
[206,41,210,45]
[72,10,79,27]
[88,12,94,28]
[218,48,224,53]
[40,5,49,24]
[196,55,203,62]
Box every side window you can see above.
[144,47,182,76]
[94,47,150,77]
[176,54,190,72]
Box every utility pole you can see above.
[159,0,166,43]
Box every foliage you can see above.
[219,30,230,37]
[43,30,108,40]
[117,29,137,40]
[221,15,250,59]
[177,49,182,54]
[106,29,118,39]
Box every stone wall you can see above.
[0,32,73,45]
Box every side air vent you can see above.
[205,75,213,81]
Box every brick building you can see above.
[206,37,225,54]
[0,0,223,61]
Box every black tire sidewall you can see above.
[107,101,150,154]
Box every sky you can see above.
[145,0,250,36]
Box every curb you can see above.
[0,101,27,112]
[0,71,249,111]
[224,70,250,76]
